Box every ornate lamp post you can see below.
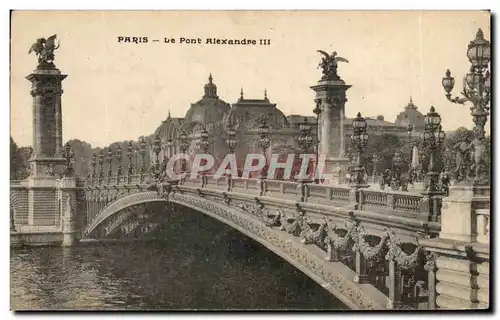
[296,117,315,184]
[106,147,113,183]
[442,29,490,185]
[196,127,210,186]
[61,142,75,177]
[313,103,322,183]
[98,150,104,184]
[407,124,417,183]
[313,102,321,153]
[225,121,237,190]
[115,144,123,181]
[226,121,237,154]
[372,153,380,184]
[179,131,189,154]
[165,138,173,158]
[198,127,210,154]
[90,152,97,183]
[178,131,189,178]
[421,106,446,193]
[258,116,271,179]
[151,135,162,179]
[421,106,446,222]
[350,112,369,188]
[407,124,414,157]
[126,141,133,182]
[298,117,315,152]
[138,137,147,180]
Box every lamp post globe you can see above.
[467,29,491,68]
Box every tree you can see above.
[362,133,408,176]
[10,137,21,180]
[10,137,30,180]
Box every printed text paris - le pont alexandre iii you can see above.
[117,36,271,46]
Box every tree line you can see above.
[10,128,490,181]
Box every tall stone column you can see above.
[25,50,68,228]
[26,66,67,176]
[320,101,332,155]
[310,78,351,184]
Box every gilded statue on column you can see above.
[317,50,349,80]
[28,34,59,66]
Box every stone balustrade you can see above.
[84,173,438,227]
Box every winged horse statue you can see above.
[29,34,60,65]
[317,50,349,79]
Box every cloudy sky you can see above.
[10,11,490,147]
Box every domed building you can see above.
[150,75,305,170]
[394,97,425,133]
[149,75,421,173]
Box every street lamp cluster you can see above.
[197,127,210,154]
[298,117,315,153]
[420,106,446,192]
[226,121,237,154]
[258,117,271,178]
[441,28,491,185]
[258,117,271,154]
[350,112,369,188]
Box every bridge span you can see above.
[10,172,490,310]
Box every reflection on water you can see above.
[11,206,347,310]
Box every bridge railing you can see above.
[222,177,434,221]
[82,173,439,224]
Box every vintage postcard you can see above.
[10,10,491,311]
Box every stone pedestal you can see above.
[440,183,490,243]
[59,177,78,246]
[421,238,490,310]
[440,184,475,242]
[476,209,490,244]
[27,175,61,226]
[319,156,350,185]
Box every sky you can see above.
[10,10,490,148]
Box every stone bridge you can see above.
[11,169,490,311]
[63,172,482,310]
[10,38,490,309]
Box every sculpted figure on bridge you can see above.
[263,208,284,227]
[317,50,349,80]
[29,34,59,66]
[301,217,328,249]
[451,131,473,181]
[471,136,488,183]
[280,211,310,237]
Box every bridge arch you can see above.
[85,191,385,310]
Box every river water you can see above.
[11,205,347,310]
